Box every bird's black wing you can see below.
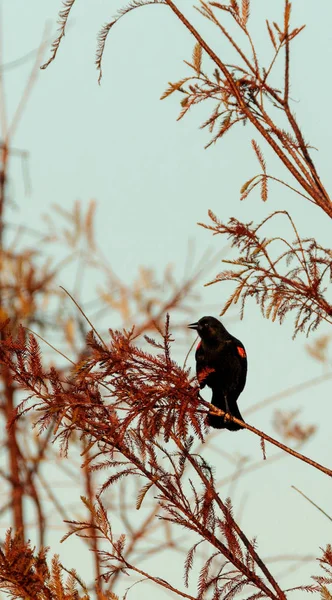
[227,338,247,396]
[209,338,247,430]
[195,337,247,395]
[195,342,208,389]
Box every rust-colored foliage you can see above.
[200,210,332,337]
[1,317,327,599]
[3,319,203,447]
[3,1,332,598]
[158,1,330,218]
[312,545,332,597]
[42,1,332,342]
[0,529,93,599]
[0,25,211,598]
[273,410,316,443]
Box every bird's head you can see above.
[188,316,226,342]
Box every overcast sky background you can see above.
[2,1,332,598]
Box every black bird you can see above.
[188,316,247,431]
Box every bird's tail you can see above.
[207,391,244,431]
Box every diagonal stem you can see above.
[164,0,332,217]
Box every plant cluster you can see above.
[0,1,331,599]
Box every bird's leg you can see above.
[223,394,231,423]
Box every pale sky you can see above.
[2,1,332,598]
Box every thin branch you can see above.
[7,23,50,141]
[60,286,108,350]
[171,433,286,600]
[204,400,332,478]
[291,486,332,522]
[283,0,290,103]
[40,0,76,70]
[164,0,332,216]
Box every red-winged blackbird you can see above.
[188,316,247,431]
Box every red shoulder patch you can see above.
[237,346,246,358]
[197,341,202,350]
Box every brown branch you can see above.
[291,485,332,522]
[117,557,197,600]
[24,469,46,547]
[83,443,102,592]
[263,175,315,204]
[199,4,256,77]
[164,0,332,216]
[37,471,71,522]
[97,431,283,599]
[171,433,287,600]
[284,0,290,104]
[0,10,8,138]
[112,499,157,587]
[283,105,331,203]
[3,368,25,537]
[71,424,280,600]
[40,0,76,71]
[7,24,49,141]
[205,401,332,478]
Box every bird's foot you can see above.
[224,399,231,422]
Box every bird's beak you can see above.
[188,322,198,330]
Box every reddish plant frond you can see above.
[0,316,289,599]
[0,530,90,599]
[312,545,332,596]
[96,1,166,84]
[27,334,44,378]
[261,175,268,201]
[184,540,203,588]
[160,1,331,218]
[197,551,220,600]
[218,499,244,563]
[251,140,266,174]
[19,1,332,598]
[266,19,277,50]
[245,592,266,599]
[192,42,203,75]
[273,410,316,443]
[260,437,266,460]
[160,77,191,100]
[241,0,250,26]
[40,0,77,70]
[200,210,332,337]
